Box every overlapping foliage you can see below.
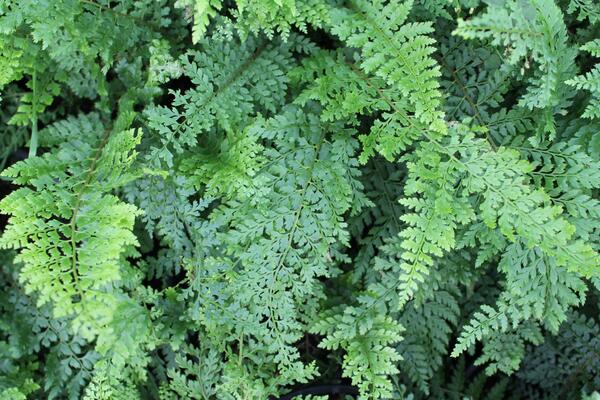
[0,0,599,399]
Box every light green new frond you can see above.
[453,241,594,362]
[448,128,599,279]
[0,13,65,126]
[0,0,166,125]
[452,224,595,362]
[176,0,329,41]
[0,36,28,89]
[179,120,266,200]
[376,137,476,307]
[215,357,289,399]
[0,250,101,400]
[0,114,142,341]
[452,304,508,357]
[508,138,600,220]
[83,360,141,400]
[291,50,389,124]
[568,66,600,95]
[232,0,330,39]
[147,39,184,85]
[581,39,600,57]
[582,392,600,400]
[5,60,61,127]
[330,0,445,131]
[293,12,452,161]
[292,49,423,162]
[175,0,223,43]
[448,126,599,358]
[0,381,39,400]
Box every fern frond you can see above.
[455,0,577,114]
[519,312,600,396]
[347,158,404,284]
[568,0,600,24]
[398,290,460,393]
[567,41,600,119]
[186,106,366,388]
[0,113,144,346]
[326,0,446,160]
[144,32,298,168]
[174,0,223,43]
[311,306,403,400]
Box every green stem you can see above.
[29,71,38,158]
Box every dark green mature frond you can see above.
[347,158,404,284]
[398,290,460,393]
[567,39,600,119]
[183,106,368,393]
[454,0,577,135]
[144,33,293,166]
[311,306,403,399]
[437,35,536,144]
[568,0,600,24]
[519,312,600,397]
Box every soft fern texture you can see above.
[0,1,599,399]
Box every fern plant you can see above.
[0,0,599,399]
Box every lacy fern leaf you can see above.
[0,114,142,341]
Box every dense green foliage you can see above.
[0,0,599,399]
